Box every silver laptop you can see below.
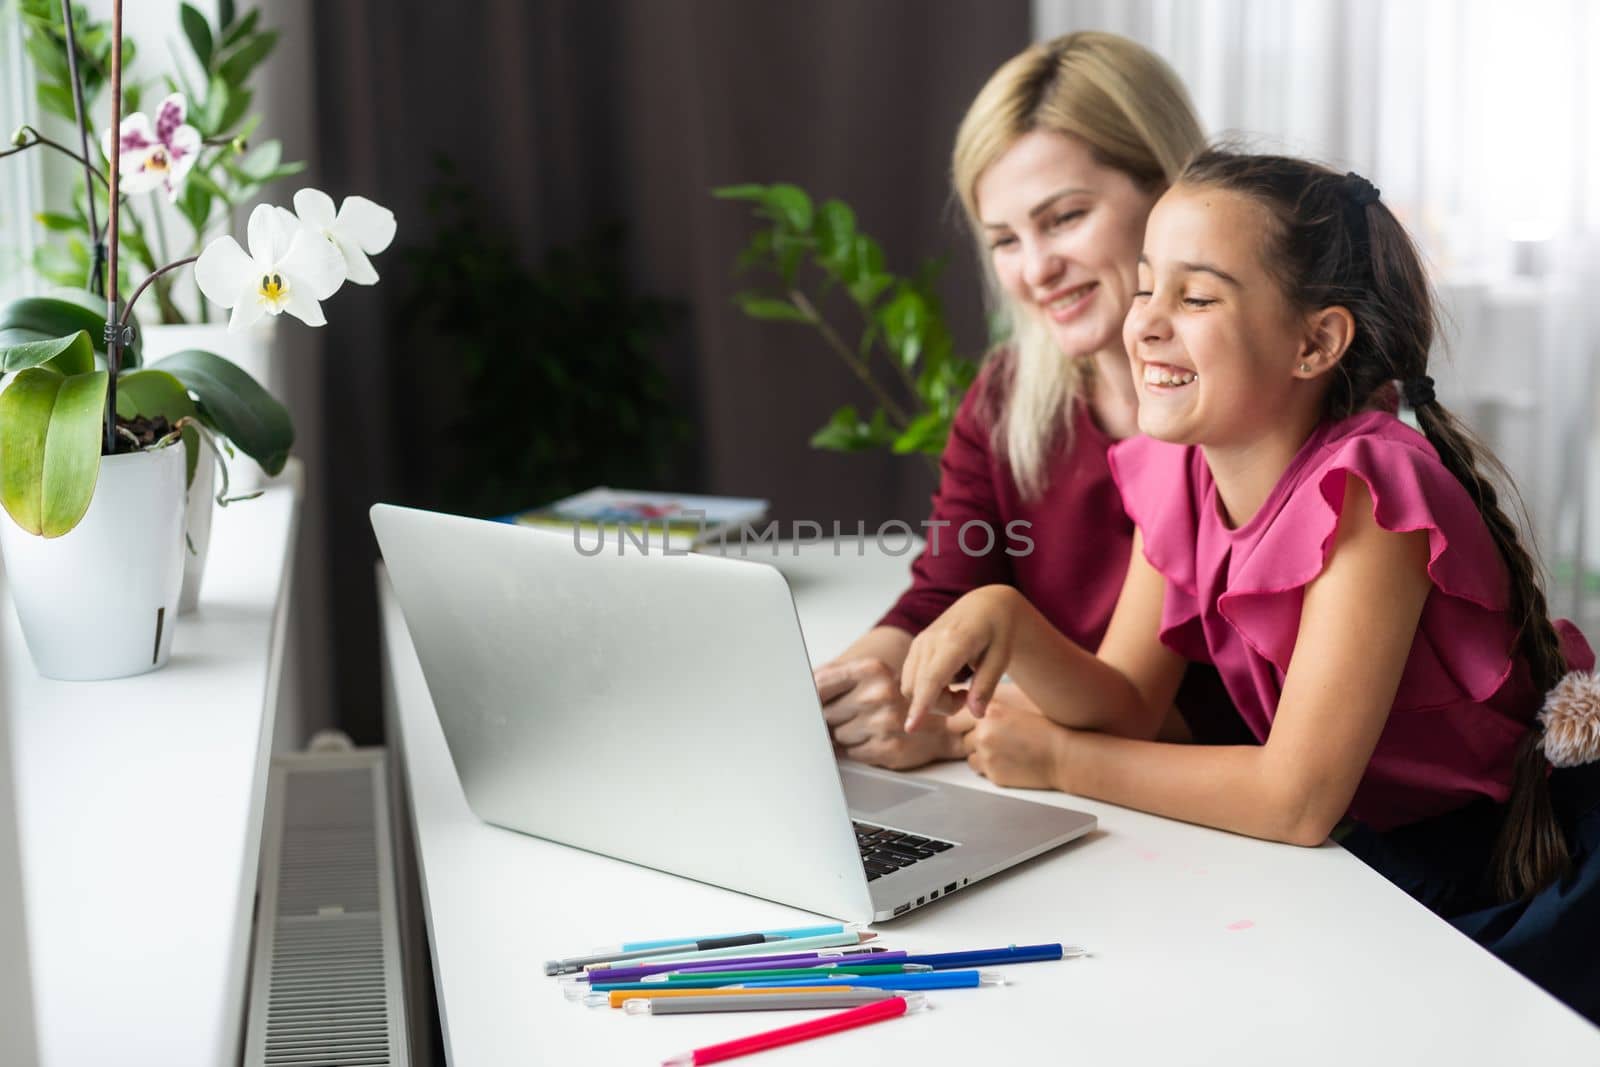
[372,503,1095,922]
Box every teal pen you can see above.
[587,930,875,969]
[741,969,1005,991]
[617,925,845,952]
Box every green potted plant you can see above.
[715,182,980,473]
[0,0,393,680]
[15,0,312,611]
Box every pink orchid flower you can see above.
[101,93,200,201]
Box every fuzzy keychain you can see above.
[1539,671,1600,767]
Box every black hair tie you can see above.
[1344,172,1381,207]
[1403,375,1436,409]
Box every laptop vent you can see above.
[245,749,409,1067]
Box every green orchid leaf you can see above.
[0,331,94,376]
[218,0,239,33]
[180,2,213,71]
[733,292,810,323]
[0,369,108,537]
[116,369,200,486]
[151,349,293,475]
[0,294,142,367]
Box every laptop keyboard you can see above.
[853,820,956,881]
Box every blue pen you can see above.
[618,924,845,952]
[740,969,1004,991]
[901,943,1084,970]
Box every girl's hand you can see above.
[900,585,1023,732]
[962,702,1071,790]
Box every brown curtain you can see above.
[306,0,1032,742]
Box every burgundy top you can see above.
[1109,411,1595,829]
[878,361,1132,652]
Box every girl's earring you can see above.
[1299,361,1312,373]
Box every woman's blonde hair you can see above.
[952,32,1204,498]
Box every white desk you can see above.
[4,472,300,1067]
[378,540,1600,1065]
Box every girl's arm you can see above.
[1016,475,1433,845]
[901,528,1188,738]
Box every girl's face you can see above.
[975,130,1160,361]
[1123,184,1313,447]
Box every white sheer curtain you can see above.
[1035,0,1600,621]
[0,8,40,304]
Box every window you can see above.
[0,7,39,303]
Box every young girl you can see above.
[899,149,1600,1021]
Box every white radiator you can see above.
[244,746,410,1066]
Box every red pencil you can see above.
[660,993,927,1066]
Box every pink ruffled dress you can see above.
[1108,410,1594,831]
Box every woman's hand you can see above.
[900,585,1025,732]
[961,702,1072,790]
[815,658,967,769]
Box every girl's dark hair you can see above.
[1179,148,1569,901]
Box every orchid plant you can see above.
[0,1,394,539]
[15,0,305,321]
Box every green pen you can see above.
[644,963,932,984]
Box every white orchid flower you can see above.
[101,93,200,201]
[195,203,347,332]
[291,189,396,291]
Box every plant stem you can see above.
[789,289,909,428]
[104,0,123,454]
[120,256,197,329]
[0,130,109,188]
[59,0,107,294]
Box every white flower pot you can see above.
[178,441,216,614]
[140,320,279,492]
[0,445,187,681]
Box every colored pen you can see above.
[587,985,856,1009]
[546,932,817,976]
[616,924,846,952]
[742,969,1004,991]
[568,948,895,985]
[661,994,927,1066]
[648,964,930,983]
[582,930,876,971]
[657,951,907,977]
[627,989,895,1015]
[901,943,1085,969]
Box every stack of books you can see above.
[498,487,769,552]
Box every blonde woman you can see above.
[817,32,1241,766]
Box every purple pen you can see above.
[665,951,910,976]
[567,948,892,986]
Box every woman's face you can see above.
[1123,184,1309,446]
[975,130,1160,361]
